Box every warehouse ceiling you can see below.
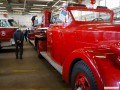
[0,0,79,15]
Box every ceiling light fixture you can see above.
[28,12,38,14]
[29,11,41,12]
[29,0,53,1]
[10,3,23,5]
[33,4,48,6]
[28,12,36,14]
[0,10,7,11]
[13,10,22,11]
[0,7,6,8]
[60,1,67,3]
[12,8,26,9]
[31,8,41,9]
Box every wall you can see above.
[0,13,42,30]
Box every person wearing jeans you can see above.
[13,29,24,59]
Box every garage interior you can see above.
[0,42,71,90]
[0,0,120,90]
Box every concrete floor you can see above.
[0,42,72,90]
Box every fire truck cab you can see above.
[0,18,18,49]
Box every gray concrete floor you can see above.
[0,42,72,90]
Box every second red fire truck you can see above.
[0,18,18,49]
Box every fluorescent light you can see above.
[10,3,23,5]
[29,11,41,12]
[0,7,6,8]
[31,8,41,9]
[0,10,7,11]
[12,8,26,9]
[33,0,53,1]
[0,3,3,4]
[13,10,22,11]
[33,4,48,6]
[70,1,77,4]
[28,13,38,14]
[60,1,67,2]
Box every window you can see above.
[100,0,106,6]
[71,10,111,22]
[8,19,18,27]
[51,14,62,24]
[100,0,120,9]
[0,19,9,27]
[106,0,119,9]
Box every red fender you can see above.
[62,48,104,90]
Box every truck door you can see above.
[47,11,74,65]
[47,26,64,65]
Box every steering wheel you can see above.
[92,18,104,21]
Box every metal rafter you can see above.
[0,0,73,14]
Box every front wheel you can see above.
[71,61,98,90]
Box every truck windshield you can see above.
[8,19,18,27]
[71,10,111,22]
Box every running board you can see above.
[40,52,62,74]
[29,40,35,46]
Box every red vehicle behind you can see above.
[35,4,120,90]
[0,18,18,49]
[28,10,51,47]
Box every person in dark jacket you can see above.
[24,29,28,41]
[13,29,24,59]
[31,15,37,26]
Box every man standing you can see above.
[31,15,37,26]
[13,28,24,59]
[24,29,28,41]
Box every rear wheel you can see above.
[71,61,98,90]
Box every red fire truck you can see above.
[35,3,120,90]
[0,18,18,49]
